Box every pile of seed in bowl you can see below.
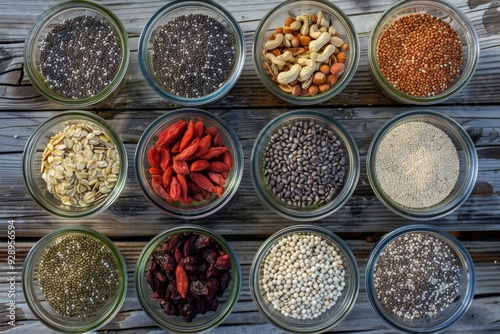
[152,14,235,98]
[39,15,122,99]
[38,233,120,317]
[41,122,120,207]
[263,119,346,207]
[377,14,463,97]
[373,232,460,319]
[260,232,346,319]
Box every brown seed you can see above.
[285,17,295,26]
[319,84,330,93]
[291,84,302,96]
[326,74,338,86]
[271,48,281,56]
[319,64,330,74]
[269,33,276,41]
[308,84,319,96]
[275,27,283,34]
[310,14,318,24]
[283,25,293,34]
[291,37,301,48]
[300,35,311,46]
[330,63,346,77]
[313,72,326,85]
[340,43,349,52]
[336,52,346,64]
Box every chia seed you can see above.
[152,14,235,98]
[373,233,460,319]
[38,233,120,317]
[39,15,122,99]
[263,120,346,207]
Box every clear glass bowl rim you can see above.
[23,0,130,106]
[366,109,478,220]
[22,226,128,333]
[134,225,242,333]
[368,0,480,105]
[249,224,360,333]
[138,0,245,106]
[250,110,360,221]
[22,110,128,218]
[134,108,244,219]
[365,224,476,333]
[252,0,360,105]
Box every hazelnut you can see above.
[336,52,346,64]
[313,72,326,85]
[291,37,301,48]
[300,35,311,46]
[319,84,330,93]
[283,26,293,34]
[341,43,349,52]
[319,64,330,75]
[285,17,295,26]
[326,74,338,86]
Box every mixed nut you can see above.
[147,119,233,204]
[146,232,233,322]
[263,10,349,96]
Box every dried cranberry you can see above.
[218,271,232,297]
[183,255,201,266]
[179,303,197,323]
[155,271,167,283]
[146,270,156,291]
[183,234,198,257]
[214,254,231,271]
[206,264,222,278]
[190,280,209,296]
[202,247,218,264]
[194,234,211,250]
[195,295,208,315]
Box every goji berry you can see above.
[195,134,211,157]
[189,172,216,193]
[159,146,171,171]
[194,120,204,139]
[179,120,194,152]
[208,161,229,173]
[148,146,160,168]
[173,158,189,175]
[197,146,228,160]
[177,172,188,203]
[190,160,210,172]
[208,171,226,186]
[175,265,189,299]
[176,138,199,161]
[169,176,181,201]
[156,120,187,148]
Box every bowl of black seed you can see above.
[138,0,245,106]
[250,110,360,221]
[365,225,475,333]
[24,1,130,106]
[22,227,127,332]
[367,110,478,220]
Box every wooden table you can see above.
[1,0,500,332]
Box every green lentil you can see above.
[38,233,120,317]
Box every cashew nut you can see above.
[308,24,322,39]
[298,14,311,35]
[265,50,293,67]
[319,17,329,28]
[297,58,316,81]
[277,63,301,84]
[319,27,328,33]
[317,11,324,27]
[310,45,336,63]
[290,20,302,31]
[309,31,331,52]
[264,33,284,50]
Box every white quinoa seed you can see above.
[375,121,459,209]
[259,233,346,320]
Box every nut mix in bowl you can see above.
[23,110,127,218]
[365,225,475,333]
[253,0,359,105]
[135,225,241,332]
[22,227,128,333]
[139,0,245,106]
[135,108,243,219]
[250,110,360,221]
[250,225,359,333]
[24,1,130,106]
[369,0,479,104]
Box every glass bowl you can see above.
[24,1,130,106]
[22,227,127,333]
[22,110,128,218]
[135,108,243,219]
[366,110,478,220]
[138,0,245,106]
[135,225,242,332]
[365,225,475,333]
[250,110,359,221]
[368,0,479,104]
[252,0,360,105]
[249,225,359,333]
